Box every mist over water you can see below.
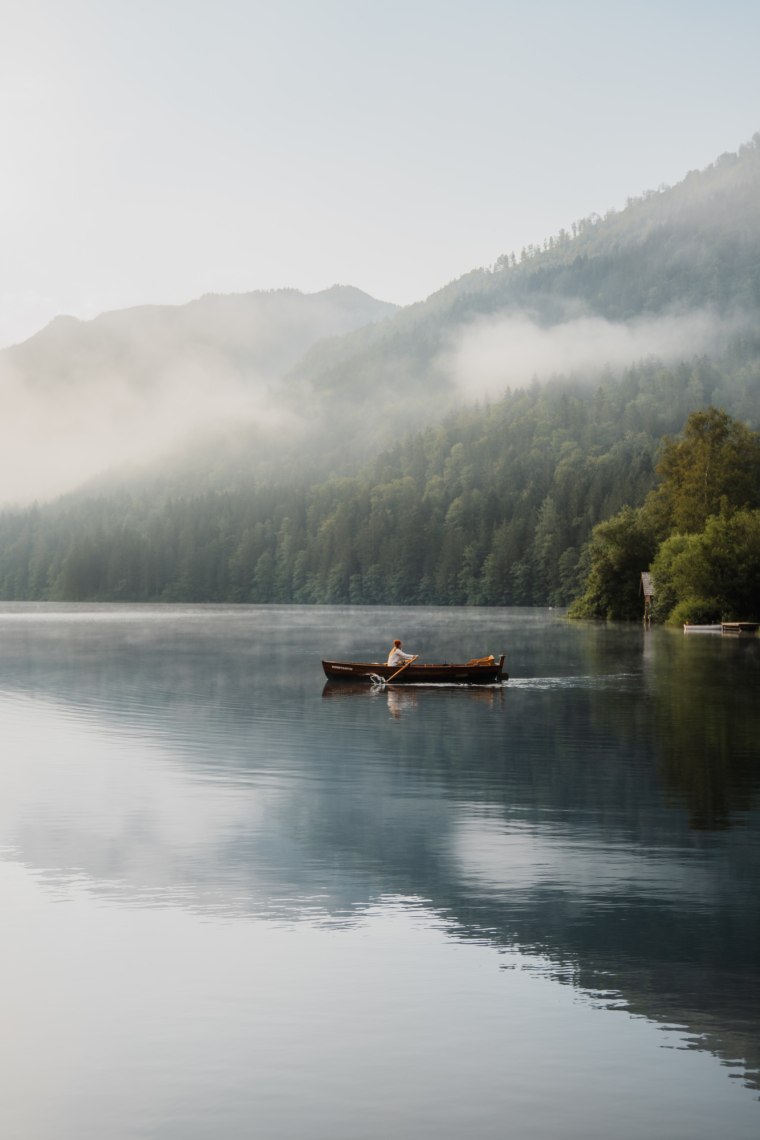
[0,604,758,1138]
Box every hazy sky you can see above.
[2,0,759,348]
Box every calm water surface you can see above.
[0,604,758,1139]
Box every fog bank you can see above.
[445,309,743,399]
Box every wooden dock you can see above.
[721,622,759,635]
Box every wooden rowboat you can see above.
[321,654,507,685]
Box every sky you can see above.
[1,0,759,349]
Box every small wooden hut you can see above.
[640,572,655,624]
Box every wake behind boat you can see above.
[321,654,507,685]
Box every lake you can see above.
[0,603,758,1139]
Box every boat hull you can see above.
[321,655,507,685]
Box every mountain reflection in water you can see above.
[0,603,758,1131]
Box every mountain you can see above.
[6,284,398,391]
[252,134,760,479]
[1,133,760,604]
[0,285,397,504]
[292,134,760,403]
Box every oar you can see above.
[385,655,419,685]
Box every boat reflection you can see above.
[322,680,505,717]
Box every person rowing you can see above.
[387,639,416,667]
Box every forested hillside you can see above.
[288,134,760,408]
[1,135,760,605]
[2,350,759,605]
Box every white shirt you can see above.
[387,647,415,666]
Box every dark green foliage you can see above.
[572,409,760,623]
[568,508,659,621]
[652,510,760,624]
[653,408,760,528]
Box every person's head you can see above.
[393,639,402,647]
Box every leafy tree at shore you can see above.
[651,510,760,625]
[570,508,659,621]
[570,408,760,622]
[647,408,760,533]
